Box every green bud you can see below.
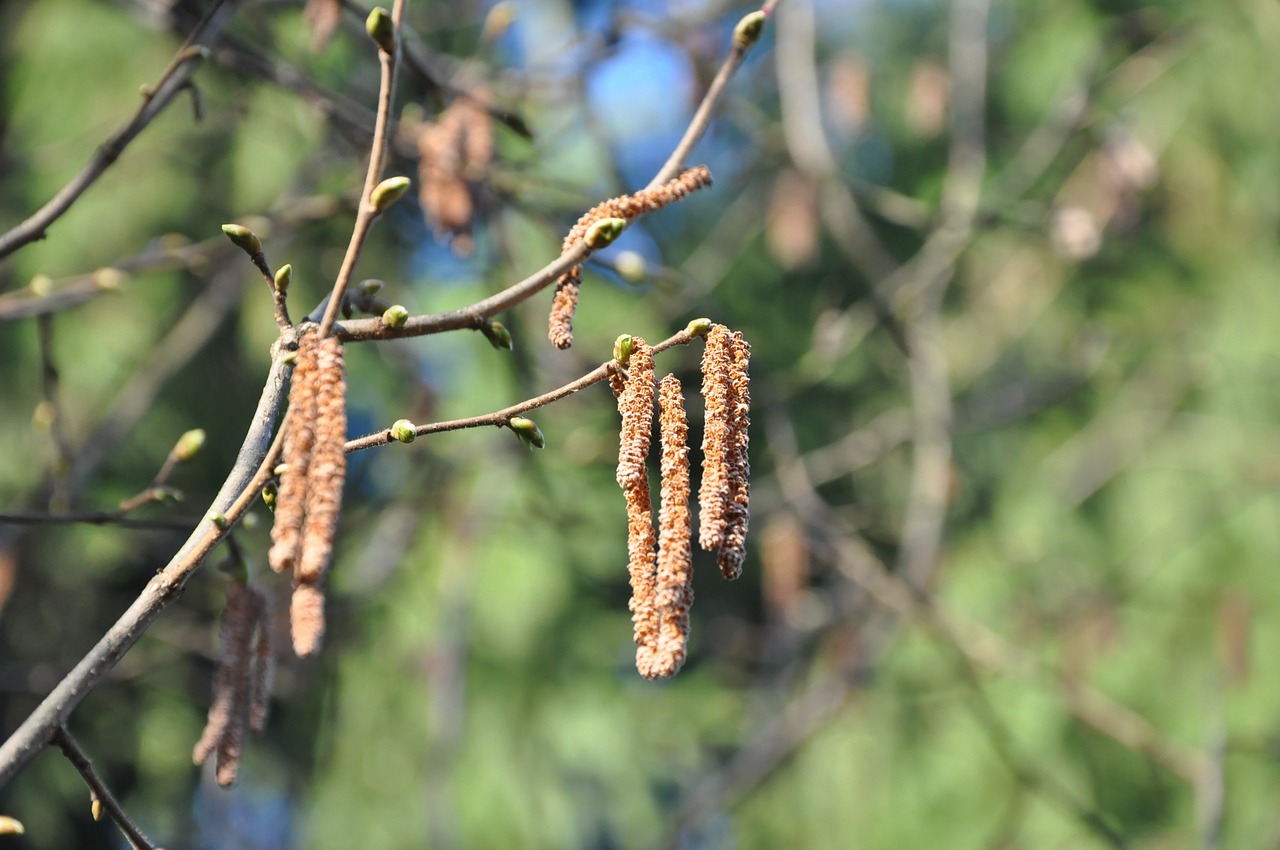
[508,416,545,450]
[91,798,103,822]
[390,419,418,443]
[206,511,229,530]
[273,463,289,476]
[366,6,397,53]
[613,334,635,365]
[93,267,127,291]
[685,317,714,337]
[221,223,262,255]
[0,816,25,835]
[150,485,183,504]
[733,10,767,46]
[358,279,384,297]
[371,176,411,212]
[279,350,298,366]
[29,274,53,297]
[481,320,513,350]
[274,264,293,292]
[262,480,278,512]
[584,217,626,249]
[172,428,206,462]
[382,304,410,327]
[241,511,260,530]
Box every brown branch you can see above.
[52,727,157,850]
[0,0,239,261]
[317,0,406,338]
[345,328,698,453]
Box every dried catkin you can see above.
[549,167,713,349]
[616,339,655,491]
[698,325,734,551]
[194,582,268,787]
[717,332,751,580]
[616,339,658,662]
[269,333,321,574]
[296,336,346,585]
[248,603,274,733]
[641,375,693,680]
[290,582,326,658]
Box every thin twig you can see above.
[36,315,74,508]
[0,0,240,261]
[345,328,698,452]
[317,0,406,338]
[52,726,157,850]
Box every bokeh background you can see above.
[2,0,1279,847]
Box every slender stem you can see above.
[345,329,698,452]
[52,727,157,850]
[317,0,406,338]
[0,0,239,261]
[0,512,196,531]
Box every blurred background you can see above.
[2,0,1279,847]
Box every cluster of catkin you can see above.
[412,94,493,257]
[193,579,272,787]
[268,332,347,658]
[615,324,750,679]
[549,166,714,350]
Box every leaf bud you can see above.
[508,416,545,450]
[371,176,411,212]
[390,419,417,443]
[685,317,713,337]
[93,267,127,291]
[274,264,292,293]
[613,334,635,365]
[172,428,206,462]
[91,796,103,822]
[0,816,25,835]
[358,279,384,297]
[584,217,626,249]
[206,511,229,529]
[481,320,513,350]
[733,10,767,46]
[221,223,262,256]
[262,480,278,511]
[273,463,289,476]
[382,304,409,327]
[366,6,397,53]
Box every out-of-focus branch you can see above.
[0,0,239,261]
[52,727,157,850]
[0,512,196,531]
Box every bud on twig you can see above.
[358,279,384,297]
[274,264,292,293]
[685,317,713,337]
[390,419,417,443]
[734,10,767,46]
[90,795,103,822]
[0,816,25,835]
[382,304,409,327]
[173,428,206,462]
[207,511,229,529]
[262,481,278,512]
[584,217,626,249]
[481,320,513,350]
[613,334,635,365]
[365,6,396,53]
[508,416,545,450]
[371,176,411,212]
[614,250,646,283]
[221,224,262,256]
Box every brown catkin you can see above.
[698,325,734,551]
[269,333,321,574]
[290,582,326,658]
[195,581,265,788]
[248,590,273,733]
[625,473,659,661]
[549,167,713,349]
[716,333,751,580]
[548,277,580,350]
[616,339,655,490]
[296,337,346,585]
[641,375,693,679]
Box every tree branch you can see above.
[51,727,157,850]
[0,0,240,261]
